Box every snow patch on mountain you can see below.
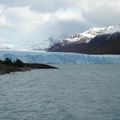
[62,25,120,45]
[31,34,68,51]
[104,25,120,34]
[81,27,107,38]
[1,25,120,52]
[63,27,107,44]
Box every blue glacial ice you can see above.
[0,50,120,64]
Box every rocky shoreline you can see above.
[0,63,57,75]
[0,58,57,75]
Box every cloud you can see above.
[1,0,119,27]
[0,5,85,34]
[76,0,120,26]
[0,15,12,27]
[0,5,12,27]
[0,4,87,48]
[54,8,85,22]
[1,6,51,34]
[0,42,13,49]
[0,0,120,49]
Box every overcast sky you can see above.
[0,0,120,49]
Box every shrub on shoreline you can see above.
[0,58,24,67]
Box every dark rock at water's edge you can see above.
[0,58,57,75]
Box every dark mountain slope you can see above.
[48,26,120,54]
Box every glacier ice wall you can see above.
[0,50,120,64]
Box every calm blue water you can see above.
[0,64,120,120]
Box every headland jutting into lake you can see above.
[0,58,57,74]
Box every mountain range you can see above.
[48,25,120,54]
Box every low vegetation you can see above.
[0,58,57,74]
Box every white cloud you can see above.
[0,5,12,27]
[0,42,14,49]
[0,6,86,34]
[0,5,87,49]
[0,0,120,49]
[3,6,51,34]
[0,15,12,27]
[54,8,84,22]
[78,0,120,26]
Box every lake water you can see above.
[0,64,120,120]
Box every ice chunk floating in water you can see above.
[0,50,120,64]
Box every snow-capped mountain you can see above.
[48,25,120,54]
[63,27,107,44]
[31,34,68,51]
[64,25,120,44]
[104,25,120,34]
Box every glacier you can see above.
[0,50,120,64]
